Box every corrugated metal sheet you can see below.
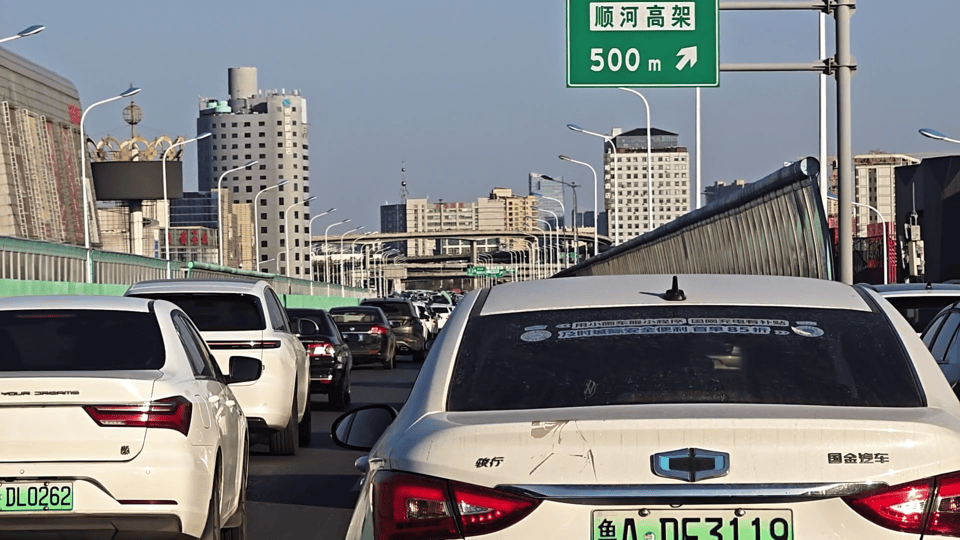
[553,158,835,280]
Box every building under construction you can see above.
[0,46,97,246]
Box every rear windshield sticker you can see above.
[521,326,552,342]
[792,325,825,338]
[558,325,772,340]
[561,318,789,330]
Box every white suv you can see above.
[126,279,311,456]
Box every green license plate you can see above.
[593,509,792,540]
[0,483,73,512]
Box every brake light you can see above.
[84,396,192,436]
[370,325,389,335]
[845,472,960,536]
[308,342,335,357]
[375,472,539,540]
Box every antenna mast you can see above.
[400,161,409,203]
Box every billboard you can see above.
[90,161,183,201]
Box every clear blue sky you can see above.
[4,1,958,232]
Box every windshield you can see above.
[0,310,165,371]
[448,306,923,411]
[884,296,960,333]
[127,293,265,332]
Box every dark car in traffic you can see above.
[287,307,353,409]
[360,297,429,360]
[329,305,397,369]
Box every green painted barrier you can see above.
[0,279,128,297]
[280,294,360,310]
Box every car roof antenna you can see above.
[664,276,686,301]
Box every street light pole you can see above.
[0,25,44,44]
[163,132,211,278]
[542,195,568,268]
[618,88,653,232]
[217,160,257,267]
[539,208,561,273]
[283,196,317,277]
[559,155,599,257]
[78,85,141,283]
[339,226,363,285]
[540,175,579,264]
[568,124,620,244]
[324,219,350,283]
[351,232,375,287]
[254,180,288,272]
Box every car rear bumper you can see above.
[0,442,215,538]
[0,514,190,539]
[394,334,424,352]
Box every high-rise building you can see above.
[853,152,919,237]
[605,128,690,242]
[529,173,565,229]
[0,47,94,245]
[197,67,310,276]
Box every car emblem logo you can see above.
[651,448,729,482]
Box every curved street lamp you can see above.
[78,85,140,282]
[538,174,579,263]
[920,128,960,145]
[618,88,654,232]
[217,160,258,266]
[0,25,45,45]
[283,196,317,277]
[324,219,351,282]
[339,226,364,285]
[559,154,599,257]
[163,133,209,277]
[254,180,288,272]
[568,124,621,245]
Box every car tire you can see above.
[382,354,394,370]
[268,398,298,456]
[200,464,222,540]
[330,374,350,410]
[298,397,312,447]
[221,448,247,540]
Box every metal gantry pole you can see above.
[719,0,855,283]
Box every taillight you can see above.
[374,472,539,540]
[308,342,336,357]
[370,325,389,335]
[84,396,192,437]
[845,472,960,536]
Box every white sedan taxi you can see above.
[332,274,960,540]
[0,296,259,539]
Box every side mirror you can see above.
[227,356,263,385]
[297,318,320,337]
[330,404,398,451]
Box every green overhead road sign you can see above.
[566,0,719,88]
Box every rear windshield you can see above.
[330,309,382,324]
[448,306,923,411]
[884,296,959,333]
[363,302,412,317]
[287,309,338,336]
[0,310,165,371]
[127,293,265,331]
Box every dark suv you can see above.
[360,298,428,360]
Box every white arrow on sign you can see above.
[676,46,698,71]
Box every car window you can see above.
[0,310,165,371]
[363,301,412,317]
[264,289,290,332]
[127,293,265,331]
[924,314,948,348]
[885,296,960,334]
[931,313,960,363]
[172,311,216,378]
[331,308,381,324]
[287,309,339,337]
[448,306,924,411]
